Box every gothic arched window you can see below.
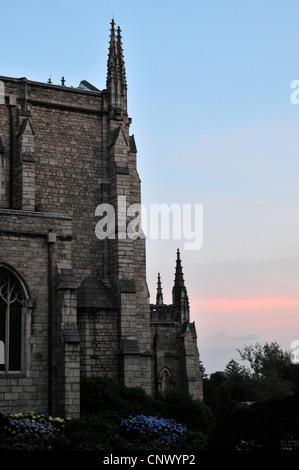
[160,367,172,392]
[0,265,28,373]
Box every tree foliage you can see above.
[204,341,299,449]
[204,342,299,421]
[237,341,292,378]
[237,341,296,401]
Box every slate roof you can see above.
[129,135,137,153]
[77,277,118,310]
[62,322,80,343]
[56,267,76,290]
[78,80,100,92]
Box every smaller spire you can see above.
[174,248,185,288]
[116,26,127,89]
[156,273,164,305]
[172,249,189,318]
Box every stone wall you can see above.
[0,208,76,415]
[0,77,106,283]
[77,309,119,379]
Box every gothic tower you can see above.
[151,250,203,400]
[102,19,152,392]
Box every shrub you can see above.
[1,411,70,450]
[6,418,54,440]
[80,376,214,449]
[120,414,187,449]
[158,389,216,435]
[65,413,117,449]
[80,375,162,419]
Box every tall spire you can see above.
[107,19,116,106]
[107,19,116,77]
[106,19,127,113]
[156,273,164,305]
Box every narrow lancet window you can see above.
[160,368,171,392]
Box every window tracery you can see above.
[0,266,27,372]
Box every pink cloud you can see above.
[190,296,299,312]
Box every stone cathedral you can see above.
[0,21,203,418]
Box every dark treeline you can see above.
[202,341,299,450]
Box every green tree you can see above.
[205,343,299,449]
[203,363,253,423]
[224,359,248,377]
[237,341,296,401]
[237,341,291,378]
[224,359,253,402]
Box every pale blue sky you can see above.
[1,0,299,373]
